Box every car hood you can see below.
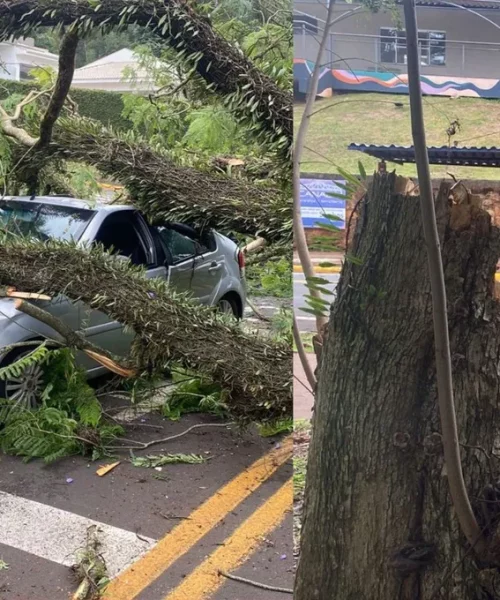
[0,297,20,320]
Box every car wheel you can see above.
[217,296,239,318]
[0,347,45,410]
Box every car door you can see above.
[78,210,167,371]
[153,225,225,305]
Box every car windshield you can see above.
[0,201,94,242]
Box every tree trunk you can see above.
[295,173,500,599]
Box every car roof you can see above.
[2,195,133,213]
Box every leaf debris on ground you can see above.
[130,453,206,468]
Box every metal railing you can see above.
[294,30,500,79]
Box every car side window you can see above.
[93,212,151,267]
[157,226,200,264]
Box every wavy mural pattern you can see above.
[293,59,500,99]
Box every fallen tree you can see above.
[0,0,292,155]
[295,173,500,598]
[11,117,291,244]
[0,237,291,423]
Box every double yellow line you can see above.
[103,436,292,600]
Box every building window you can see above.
[380,28,446,66]
[293,15,318,35]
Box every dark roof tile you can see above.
[348,143,500,166]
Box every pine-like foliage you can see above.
[0,237,292,422]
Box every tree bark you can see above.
[0,240,291,422]
[37,30,79,149]
[295,173,500,599]
[0,0,292,154]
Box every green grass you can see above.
[294,93,500,181]
[294,418,312,435]
[293,419,311,496]
[293,455,307,496]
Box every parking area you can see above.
[0,407,292,599]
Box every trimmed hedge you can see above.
[0,78,131,130]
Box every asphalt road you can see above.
[0,296,296,600]
[0,403,292,600]
[293,272,339,332]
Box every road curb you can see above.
[293,265,341,274]
[294,265,500,281]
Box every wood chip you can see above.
[96,461,121,477]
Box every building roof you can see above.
[348,143,500,167]
[73,48,151,84]
[414,0,500,9]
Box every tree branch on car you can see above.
[0,238,292,421]
[14,299,137,378]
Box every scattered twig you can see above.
[218,570,293,594]
[246,298,272,322]
[71,525,107,600]
[106,422,234,451]
[158,512,191,520]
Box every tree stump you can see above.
[296,173,500,599]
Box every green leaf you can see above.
[325,191,348,200]
[305,296,331,307]
[318,222,341,232]
[306,286,334,295]
[345,253,364,266]
[305,276,331,285]
[336,166,364,190]
[358,160,367,180]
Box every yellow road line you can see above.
[103,436,292,600]
[293,265,341,273]
[163,479,293,600]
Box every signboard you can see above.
[300,178,346,229]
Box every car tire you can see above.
[0,346,45,410]
[217,295,239,319]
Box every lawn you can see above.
[294,93,500,181]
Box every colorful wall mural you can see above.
[294,58,500,99]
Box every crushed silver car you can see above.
[0,196,247,408]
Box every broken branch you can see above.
[14,299,136,378]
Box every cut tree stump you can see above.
[295,173,500,600]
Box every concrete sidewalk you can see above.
[294,353,316,420]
